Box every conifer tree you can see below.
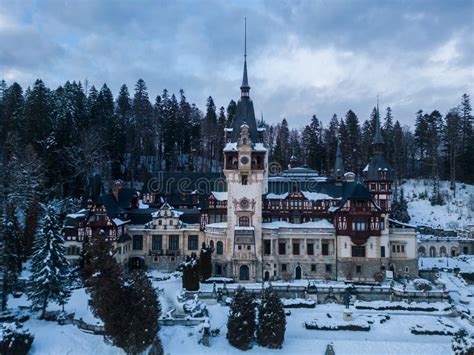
[227,287,255,350]
[199,243,213,281]
[451,329,472,355]
[272,118,290,170]
[28,206,70,317]
[1,204,22,310]
[105,270,161,354]
[257,287,286,349]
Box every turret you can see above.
[335,138,344,182]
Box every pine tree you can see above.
[383,107,395,165]
[104,270,161,354]
[391,188,410,223]
[451,329,472,355]
[323,114,339,173]
[272,119,290,170]
[227,287,255,350]
[1,204,22,310]
[28,206,70,317]
[344,110,362,173]
[182,255,199,291]
[226,100,237,128]
[199,243,213,281]
[257,287,286,349]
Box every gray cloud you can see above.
[0,0,472,127]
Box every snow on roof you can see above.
[301,191,338,201]
[67,212,87,219]
[389,218,416,228]
[253,143,267,152]
[266,193,289,200]
[223,142,238,152]
[211,191,227,201]
[224,128,233,132]
[205,222,227,229]
[112,218,130,226]
[257,127,266,132]
[363,164,369,172]
[235,226,254,231]
[262,220,334,230]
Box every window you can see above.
[322,242,329,256]
[293,242,300,255]
[370,183,376,190]
[405,266,409,273]
[380,219,385,230]
[152,235,162,251]
[381,246,385,258]
[279,242,286,255]
[396,245,400,253]
[325,264,332,273]
[133,235,143,250]
[311,264,316,272]
[281,264,287,272]
[216,241,223,255]
[351,246,366,257]
[210,240,214,250]
[241,174,248,185]
[356,265,362,273]
[392,245,396,253]
[401,245,405,253]
[238,245,242,250]
[264,240,271,255]
[188,235,198,250]
[239,216,250,226]
[307,243,314,255]
[247,245,251,250]
[168,235,179,250]
[352,218,367,231]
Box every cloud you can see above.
[0,0,472,127]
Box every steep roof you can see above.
[229,98,258,143]
[363,154,395,181]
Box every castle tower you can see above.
[363,100,394,212]
[223,19,267,282]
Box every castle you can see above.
[63,37,418,283]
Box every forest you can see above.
[0,78,472,206]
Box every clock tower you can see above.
[223,21,268,282]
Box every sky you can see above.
[0,0,473,128]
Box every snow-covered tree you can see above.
[182,254,199,291]
[28,206,70,317]
[227,287,255,350]
[199,243,213,281]
[391,188,410,223]
[104,270,161,354]
[257,287,286,349]
[1,204,22,310]
[451,329,473,355]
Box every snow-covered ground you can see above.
[6,272,473,355]
[401,179,474,230]
[419,256,474,272]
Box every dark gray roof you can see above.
[241,60,250,91]
[363,154,394,181]
[230,97,258,143]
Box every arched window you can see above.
[429,246,436,257]
[440,246,447,257]
[418,246,426,257]
[216,241,223,255]
[210,240,214,250]
[239,216,250,227]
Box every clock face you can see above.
[240,156,249,165]
[240,198,250,209]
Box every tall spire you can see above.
[240,17,250,98]
[335,137,344,181]
[373,95,384,147]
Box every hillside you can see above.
[400,179,474,230]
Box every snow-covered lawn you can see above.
[6,272,472,355]
[401,179,474,230]
[419,256,474,272]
